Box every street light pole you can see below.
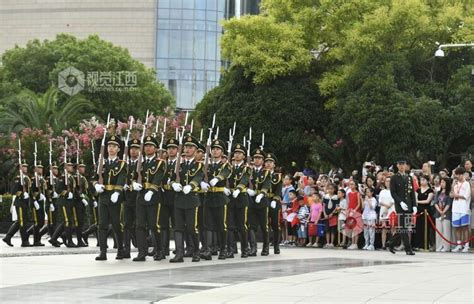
[434,42,474,57]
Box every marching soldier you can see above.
[264,152,282,254]
[387,157,417,255]
[170,135,204,263]
[247,148,272,256]
[123,138,141,258]
[82,170,99,247]
[46,161,60,239]
[161,138,179,256]
[200,139,232,260]
[94,135,127,260]
[2,160,32,247]
[132,136,167,261]
[227,143,252,258]
[49,158,76,247]
[30,161,48,246]
[74,160,90,247]
[196,141,207,255]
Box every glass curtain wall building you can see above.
[155,0,260,110]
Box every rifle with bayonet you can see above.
[97,113,111,185]
[136,110,149,184]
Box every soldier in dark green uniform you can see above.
[74,160,90,247]
[196,141,207,254]
[82,167,99,247]
[265,152,282,254]
[227,143,252,258]
[30,161,48,246]
[123,138,141,258]
[49,159,76,247]
[45,161,60,239]
[161,138,179,256]
[247,148,272,256]
[387,157,417,255]
[132,136,167,261]
[2,161,32,247]
[200,139,232,260]
[170,135,204,263]
[93,135,127,260]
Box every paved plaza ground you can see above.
[0,235,472,303]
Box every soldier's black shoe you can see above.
[218,250,227,260]
[261,248,269,256]
[183,250,193,258]
[77,241,88,247]
[148,249,156,257]
[49,239,61,247]
[123,252,131,259]
[133,252,147,261]
[2,238,13,247]
[95,252,107,261]
[241,250,248,258]
[200,250,212,260]
[65,240,77,248]
[116,250,125,260]
[154,252,164,261]
[248,250,257,257]
[33,242,45,247]
[388,243,396,254]
[192,252,200,262]
[21,242,32,247]
[225,251,235,258]
[170,255,184,263]
[211,249,218,256]
[406,251,415,255]
[274,246,280,254]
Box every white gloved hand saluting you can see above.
[110,192,119,203]
[232,189,241,198]
[209,178,219,187]
[400,201,408,211]
[183,185,192,194]
[144,190,153,202]
[247,189,256,197]
[256,193,264,203]
[270,200,277,209]
[132,182,143,191]
[95,183,105,193]
[200,181,210,192]
[172,182,183,192]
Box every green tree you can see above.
[1,34,174,121]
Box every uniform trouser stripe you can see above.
[62,206,69,227]
[33,208,38,225]
[156,203,161,233]
[119,204,124,232]
[265,207,269,232]
[194,207,199,233]
[93,208,98,225]
[223,205,227,231]
[19,207,24,227]
[244,207,248,231]
[72,207,78,227]
[49,209,53,225]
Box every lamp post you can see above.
[434,42,474,57]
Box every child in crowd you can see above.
[323,183,339,248]
[337,189,348,248]
[362,187,377,250]
[285,190,298,246]
[297,196,310,246]
[451,167,471,253]
[281,175,295,245]
[307,192,323,247]
[346,180,362,250]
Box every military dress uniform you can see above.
[388,158,417,255]
[49,161,76,247]
[227,143,252,258]
[82,173,99,246]
[123,139,141,258]
[74,160,90,247]
[201,139,232,260]
[133,136,167,261]
[45,163,59,239]
[265,152,283,254]
[94,136,127,260]
[160,138,179,256]
[248,148,272,256]
[30,162,48,246]
[2,162,32,247]
[170,135,204,263]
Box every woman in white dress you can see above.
[378,176,395,249]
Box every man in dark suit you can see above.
[387,157,417,255]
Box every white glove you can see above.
[67,192,73,200]
[209,178,219,187]
[247,189,256,197]
[10,204,14,214]
[110,192,119,203]
[232,189,241,198]
[23,192,29,199]
[132,182,143,191]
[95,183,105,193]
[52,191,59,199]
[200,181,210,192]
[123,184,129,191]
[39,193,46,202]
[270,200,277,209]
[50,204,55,212]
[400,201,408,211]
[224,187,231,196]
[413,206,418,214]
[183,185,192,194]
[82,199,88,206]
[33,201,40,210]
[172,182,183,192]
[144,190,153,202]
[256,193,264,203]
[93,201,98,208]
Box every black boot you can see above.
[218,231,227,260]
[76,227,88,247]
[65,227,77,248]
[261,231,270,256]
[33,225,45,246]
[226,231,235,258]
[39,225,49,238]
[133,230,148,262]
[123,230,132,259]
[147,233,157,256]
[3,221,20,247]
[191,233,200,262]
[49,224,64,247]
[200,230,213,260]
[115,231,125,260]
[273,231,280,254]
[184,232,193,257]
[153,232,164,261]
[241,230,249,258]
[249,230,257,257]
[164,229,171,256]
[131,230,137,248]
[161,230,169,258]
[20,224,32,247]
[170,231,184,263]
[95,230,108,261]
